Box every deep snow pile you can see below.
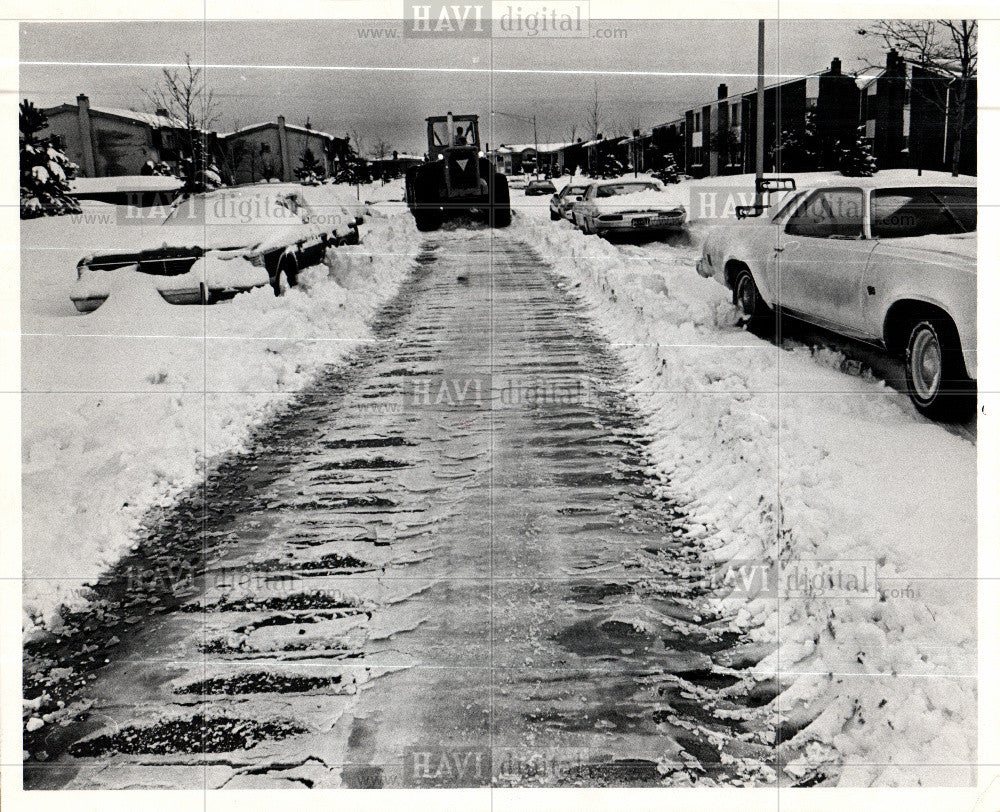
[21,183,418,635]
[510,175,976,787]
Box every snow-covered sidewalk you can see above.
[508,175,976,786]
[21,183,418,635]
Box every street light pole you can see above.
[755,18,766,206]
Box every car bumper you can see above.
[695,257,714,278]
[71,282,268,311]
[595,214,686,232]
[71,295,108,313]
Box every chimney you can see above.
[830,57,842,75]
[718,83,728,100]
[76,94,96,177]
[276,115,292,181]
[886,48,904,75]
[155,107,169,118]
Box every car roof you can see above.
[791,173,977,193]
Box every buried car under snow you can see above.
[572,180,687,237]
[696,175,977,418]
[71,186,364,312]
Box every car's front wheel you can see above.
[733,267,772,329]
[271,253,298,297]
[904,318,973,420]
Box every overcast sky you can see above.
[19,19,889,155]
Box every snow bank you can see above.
[509,198,976,787]
[21,188,419,635]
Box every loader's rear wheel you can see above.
[414,208,443,232]
[491,173,512,228]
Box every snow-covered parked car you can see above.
[71,186,364,312]
[525,179,557,196]
[696,176,977,418]
[549,183,589,221]
[572,180,687,237]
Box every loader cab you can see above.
[427,114,482,156]
[426,113,484,197]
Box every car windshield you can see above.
[164,193,299,226]
[564,185,588,197]
[430,119,478,148]
[870,186,977,238]
[595,182,659,198]
[771,191,806,221]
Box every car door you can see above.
[575,187,596,226]
[776,187,877,334]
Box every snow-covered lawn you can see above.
[21,182,418,635]
[508,170,977,786]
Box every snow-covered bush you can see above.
[651,153,681,184]
[296,148,324,185]
[19,99,81,219]
[772,111,822,172]
[141,158,175,177]
[837,125,878,177]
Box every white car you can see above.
[573,180,687,237]
[549,183,589,221]
[696,176,976,418]
[71,186,363,312]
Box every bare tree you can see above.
[858,20,976,176]
[144,54,219,191]
[372,139,392,159]
[589,83,601,140]
[349,128,367,159]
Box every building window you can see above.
[730,102,740,127]
[694,112,701,132]
[261,142,270,153]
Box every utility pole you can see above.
[755,18,765,206]
[532,114,538,176]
